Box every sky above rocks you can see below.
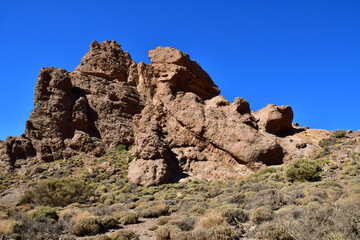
[0,0,359,140]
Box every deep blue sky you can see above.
[0,0,359,140]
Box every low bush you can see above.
[113,211,138,225]
[168,216,196,231]
[220,207,248,225]
[29,207,59,221]
[71,217,103,236]
[110,229,138,240]
[21,178,92,207]
[101,215,118,229]
[255,222,294,240]
[155,224,182,240]
[0,219,18,235]
[249,206,273,223]
[285,159,322,182]
[330,130,347,139]
[197,211,225,229]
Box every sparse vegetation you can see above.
[1,136,360,239]
[285,158,322,181]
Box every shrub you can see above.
[29,207,59,221]
[156,216,172,226]
[0,219,18,235]
[168,216,196,231]
[220,207,248,225]
[285,159,322,182]
[21,178,92,207]
[155,224,181,240]
[138,203,168,218]
[197,211,225,229]
[255,222,294,240]
[330,130,346,139]
[101,216,118,229]
[116,144,127,152]
[173,226,237,240]
[249,206,273,223]
[113,211,138,225]
[71,217,103,236]
[110,229,138,240]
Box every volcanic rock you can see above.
[0,40,320,185]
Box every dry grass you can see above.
[71,210,93,223]
[154,203,167,213]
[0,219,17,235]
[197,211,225,229]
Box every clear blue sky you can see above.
[0,0,359,140]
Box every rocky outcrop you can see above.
[0,40,318,185]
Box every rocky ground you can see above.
[0,130,359,240]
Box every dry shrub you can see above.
[155,224,181,240]
[219,206,248,225]
[249,206,273,223]
[113,211,138,225]
[21,178,92,207]
[0,219,17,235]
[172,226,236,240]
[71,217,103,236]
[197,211,225,229]
[70,210,93,223]
[255,222,294,240]
[248,189,289,210]
[110,229,138,240]
[156,216,172,226]
[168,216,196,231]
[139,202,169,218]
[101,215,118,229]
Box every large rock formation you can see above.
[0,40,319,185]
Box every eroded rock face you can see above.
[0,40,318,185]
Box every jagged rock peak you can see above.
[0,40,316,186]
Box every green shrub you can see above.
[21,178,92,207]
[285,159,322,182]
[249,206,273,223]
[116,144,127,152]
[71,217,103,236]
[29,207,59,221]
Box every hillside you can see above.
[0,41,359,240]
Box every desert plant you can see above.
[255,222,294,240]
[29,207,59,221]
[113,211,138,225]
[197,211,225,229]
[155,224,181,240]
[110,229,138,240]
[249,206,273,223]
[330,130,347,139]
[71,217,103,236]
[101,215,118,229]
[285,158,322,181]
[21,178,92,207]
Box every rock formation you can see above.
[0,40,319,185]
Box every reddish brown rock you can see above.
[0,40,319,184]
[254,104,294,134]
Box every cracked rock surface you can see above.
[0,40,319,185]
